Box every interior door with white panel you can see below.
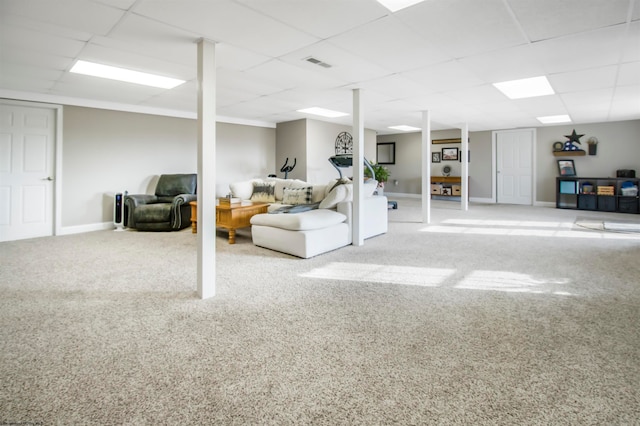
[0,103,56,242]
[496,129,534,205]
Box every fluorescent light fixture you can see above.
[493,76,555,99]
[537,114,572,124]
[297,107,349,118]
[377,0,426,12]
[388,125,421,131]
[70,60,185,89]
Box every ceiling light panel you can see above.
[377,0,425,13]
[493,76,554,99]
[388,125,421,131]
[297,107,349,118]
[70,60,185,89]
[537,115,571,124]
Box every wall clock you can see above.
[335,131,353,155]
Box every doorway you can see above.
[0,101,59,242]
[494,129,535,205]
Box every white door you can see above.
[0,103,56,242]
[496,129,533,205]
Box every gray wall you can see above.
[378,120,640,203]
[276,118,377,184]
[537,120,640,202]
[275,119,307,181]
[377,129,493,199]
[62,106,275,228]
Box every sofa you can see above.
[228,177,388,258]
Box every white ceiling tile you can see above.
[508,0,630,41]
[621,21,640,62]
[93,0,138,10]
[244,60,349,92]
[1,24,86,58]
[356,74,433,99]
[444,84,507,105]
[134,0,319,58]
[281,41,391,83]
[398,0,526,58]
[234,0,387,39]
[403,60,486,93]
[0,14,93,41]
[531,25,627,74]
[1,0,125,35]
[618,62,640,86]
[549,66,618,93]
[609,85,640,118]
[328,15,453,72]
[562,88,615,121]
[458,44,545,83]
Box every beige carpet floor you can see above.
[1,199,639,425]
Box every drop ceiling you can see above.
[1,0,638,133]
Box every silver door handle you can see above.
[42,177,53,181]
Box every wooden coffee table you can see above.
[189,200,269,244]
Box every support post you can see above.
[352,89,364,246]
[422,110,431,223]
[197,39,216,299]
[461,123,469,211]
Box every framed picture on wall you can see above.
[557,159,576,176]
[432,152,441,163]
[442,147,459,161]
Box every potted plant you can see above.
[365,162,390,195]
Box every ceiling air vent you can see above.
[304,57,332,68]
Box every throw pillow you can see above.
[250,181,276,203]
[319,183,353,209]
[282,186,313,205]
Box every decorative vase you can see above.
[588,144,597,155]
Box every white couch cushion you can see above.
[319,183,352,209]
[230,179,262,200]
[251,209,346,231]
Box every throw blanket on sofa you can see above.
[269,202,320,214]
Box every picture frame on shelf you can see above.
[432,152,441,163]
[442,147,459,161]
[557,159,577,177]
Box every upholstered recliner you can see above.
[124,174,197,231]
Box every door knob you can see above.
[42,177,53,181]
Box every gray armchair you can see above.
[124,174,197,231]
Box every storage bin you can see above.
[597,186,615,195]
[452,185,461,195]
[577,195,597,210]
[597,196,616,211]
[430,184,442,195]
[618,197,639,214]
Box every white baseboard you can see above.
[383,192,496,204]
[534,201,556,208]
[58,222,115,236]
[470,197,494,204]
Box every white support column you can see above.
[461,123,469,211]
[197,39,216,299]
[352,88,364,246]
[422,110,431,223]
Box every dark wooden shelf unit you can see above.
[556,177,639,214]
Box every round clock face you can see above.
[335,131,353,155]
